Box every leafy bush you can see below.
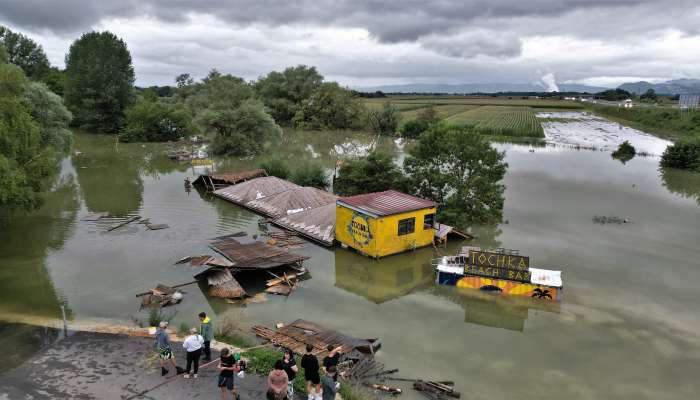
[661,139,700,171]
[258,158,290,180]
[400,119,430,139]
[119,95,193,142]
[366,102,401,135]
[334,151,405,196]
[611,140,636,163]
[290,161,328,189]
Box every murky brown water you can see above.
[1,121,699,399]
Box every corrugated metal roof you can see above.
[337,190,436,217]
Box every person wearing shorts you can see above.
[300,344,321,400]
[154,321,178,376]
[218,348,240,400]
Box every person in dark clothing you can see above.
[281,349,298,399]
[321,345,342,381]
[199,312,213,361]
[321,366,339,400]
[218,348,240,400]
[300,344,321,400]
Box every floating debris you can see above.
[81,211,109,221]
[251,319,380,359]
[136,284,187,308]
[592,215,630,224]
[145,223,169,230]
[106,216,141,231]
[207,269,247,299]
[174,255,212,267]
[193,169,268,191]
[413,380,461,399]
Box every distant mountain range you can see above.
[356,82,608,94]
[618,79,700,95]
[357,79,700,95]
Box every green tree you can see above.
[204,99,282,156]
[400,119,430,139]
[175,73,194,88]
[0,26,50,80]
[0,63,56,212]
[597,88,632,101]
[41,66,66,96]
[258,158,290,180]
[184,73,254,114]
[292,82,363,130]
[64,31,135,133]
[403,124,507,227]
[640,89,658,102]
[119,95,193,142]
[367,102,401,135]
[24,81,73,151]
[0,44,7,64]
[334,151,405,196]
[255,65,323,125]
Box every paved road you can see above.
[0,331,268,400]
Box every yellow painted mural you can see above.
[335,204,437,258]
[456,276,560,302]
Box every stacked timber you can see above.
[207,269,246,299]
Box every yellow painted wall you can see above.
[335,204,436,258]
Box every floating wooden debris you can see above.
[174,255,212,267]
[365,383,402,395]
[434,222,473,244]
[205,257,235,268]
[413,380,461,399]
[81,211,109,221]
[264,231,306,248]
[251,319,380,359]
[146,223,169,230]
[209,237,309,271]
[265,284,292,296]
[136,284,185,308]
[106,216,140,231]
[227,292,268,304]
[344,357,397,383]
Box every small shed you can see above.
[335,190,437,258]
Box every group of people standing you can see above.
[267,344,342,400]
[154,312,242,400]
[154,312,343,400]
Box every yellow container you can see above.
[335,190,437,258]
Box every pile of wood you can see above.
[251,320,380,359]
[136,284,185,308]
[343,357,401,395]
[81,213,169,232]
[264,268,307,296]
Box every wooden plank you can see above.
[106,216,140,231]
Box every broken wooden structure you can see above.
[194,169,268,192]
[136,284,185,308]
[186,236,310,301]
[251,319,380,360]
[413,380,461,399]
[433,222,473,246]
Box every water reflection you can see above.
[334,248,435,304]
[430,285,560,332]
[0,162,78,322]
[73,135,145,215]
[661,167,700,205]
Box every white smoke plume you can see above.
[540,73,560,92]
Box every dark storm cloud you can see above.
[0,0,694,41]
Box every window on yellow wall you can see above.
[398,217,415,236]
[423,213,435,230]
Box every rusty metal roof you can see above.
[209,237,310,270]
[337,190,436,217]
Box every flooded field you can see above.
[1,119,700,399]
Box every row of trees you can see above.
[0,37,73,213]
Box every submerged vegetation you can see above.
[660,139,700,172]
[589,104,700,140]
[611,140,636,163]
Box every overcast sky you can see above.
[1,0,699,88]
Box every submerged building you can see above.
[335,190,437,258]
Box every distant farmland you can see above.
[361,95,581,138]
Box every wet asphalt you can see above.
[0,331,268,400]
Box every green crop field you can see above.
[362,95,583,110]
[445,106,545,138]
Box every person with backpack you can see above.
[182,327,204,379]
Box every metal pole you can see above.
[60,304,68,337]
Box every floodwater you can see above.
[1,118,700,399]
